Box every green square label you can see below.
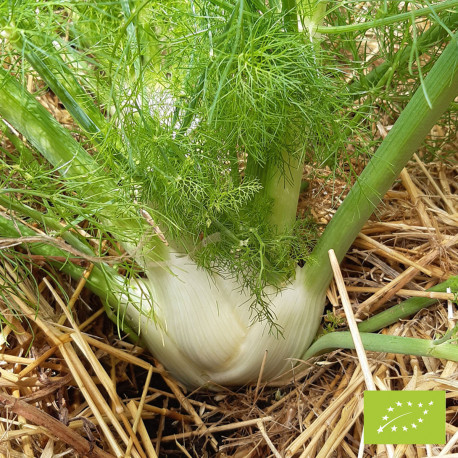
[364,391,445,444]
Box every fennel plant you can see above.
[0,1,457,387]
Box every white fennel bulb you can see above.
[120,253,325,388]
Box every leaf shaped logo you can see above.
[364,391,445,444]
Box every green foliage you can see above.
[322,309,345,334]
[172,9,345,166]
[323,1,457,140]
[88,2,338,307]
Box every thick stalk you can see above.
[305,36,458,294]
[251,1,304,234]
[248,150,304,234]
[303,332,458,361]
[301,1,328,37]
[251,1,303,235]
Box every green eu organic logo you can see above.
[364,391,445,444]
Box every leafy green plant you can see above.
[0,1,457,387]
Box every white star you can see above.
[407,401,412,406]
[396,401,402,406]
[403,426,408,431]
[388,406,394,412]
[412,423,417,429]
[418,418,423,423]
[378,426,383,434]
[418,402,423,407]
[423,409,428,415]
[391,426,397,432]
[382,415,388,421]
[429,401,434,406]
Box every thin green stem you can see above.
[358,276,458,333]
[176,73,205,133]
[434,324,458,345]
[305,36,458,293]
[0,214,115,306]
[349,12,458,94]
[303,276,458,360]
[303,332,458,361]
[316,1,458,34]
[108,0,151,78]
[0,214,141,341]
[0,195,97,257]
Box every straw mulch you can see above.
[0,128,456,455]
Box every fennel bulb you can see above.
[122,253,324,387]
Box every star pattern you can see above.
[373,397,439,437]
